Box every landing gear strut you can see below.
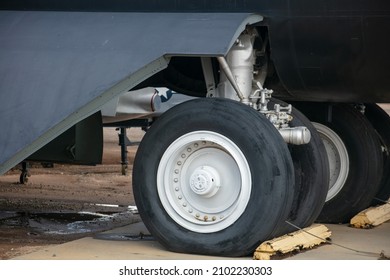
[19,161,30,184]
[117,127,131,175]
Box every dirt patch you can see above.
[0,127,144,259]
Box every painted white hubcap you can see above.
[157,131,252,233]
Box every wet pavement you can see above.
[0,208,140,237]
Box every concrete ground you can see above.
[12,220,390,260]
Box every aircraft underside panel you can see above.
[0,11,262,174]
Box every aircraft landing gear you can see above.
[293,102,383,223]
[133,98,295,256]
[19,161,30,184]
[117,127,130,175]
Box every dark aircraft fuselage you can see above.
[2,0,390,102]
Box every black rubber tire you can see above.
[293,102,383,223]
[269,99,329,233]
[19,172,28,184]
[364,103,390,205]
[133,98,295,257]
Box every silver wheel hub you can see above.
[313,122,349,202]
[157,131,252,233]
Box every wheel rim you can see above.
[313,122,349,201]
[157,131,252,233]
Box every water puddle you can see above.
[0,207,141,236]
[94,232,154,241]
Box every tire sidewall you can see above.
[294,103,383,222]
[133,98,294,256]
